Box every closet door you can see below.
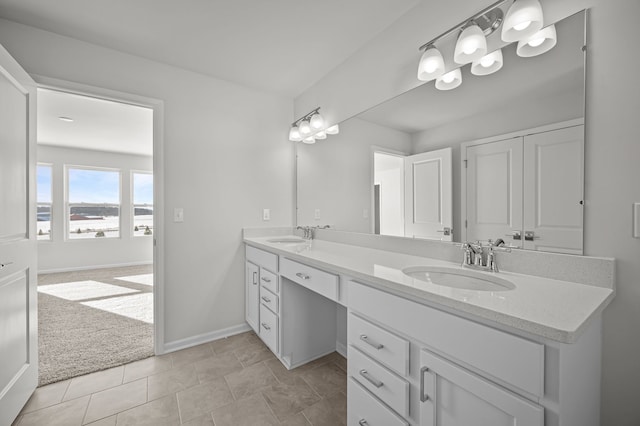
[465,138,523,247]
[523,125,584,254]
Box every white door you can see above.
[245,262,259,333]
[523,125,584,254]
[0,44,38,425]
[465,138,523,247]
[404,148,452,241]
[419,349,543,426]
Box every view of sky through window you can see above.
[133,173,153,205]
[68,168,120,203]
[37,165,52,203]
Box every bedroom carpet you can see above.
[37,265,154,386]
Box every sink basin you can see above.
[402,266,515,291]
[267,237,306,244]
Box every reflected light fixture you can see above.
[501,0,544,42]
[417,46,445,82]
[454,23,488,64]
[288,107,339,143]
[435,69,462,91]
[471,49,504,75]
[516,24,557,57]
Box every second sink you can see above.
[402,266,515,292]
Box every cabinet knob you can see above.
[261,322,271,331]
[261,296,271,303]
[295,272,310,280]
[359,420,369,426]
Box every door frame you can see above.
[32,75,167,355]
[370,146,409,234]
[460,118,584,243]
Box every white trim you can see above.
[38,260,153,275]
[31,74,166,356]
[336,340,347,358]
[163,323,252,354]
[369,145,409,234]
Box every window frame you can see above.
[65,165,122,241]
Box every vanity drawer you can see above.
[260,287,279,314]
[348,378,408,426]
[349,281,544,398]
[260,268,278,294]
[259,304,278,353]
[280,258,338,301]
[348,345,409,418]
[246,245,278,272]
[349,313,409,376]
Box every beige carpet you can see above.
[38,265,154,386]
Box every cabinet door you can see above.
[419,349,543,426]
[465,138,523,247]
[245,262,260,333]
[523,125,584,254]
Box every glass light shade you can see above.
[435,69,462,91]
[288,126,302,142]
[302,136,316,144]
[471,49,504,76]
[310,112,325,130]
[417,47,445,82]
[516,24,557,57]
[502,0,544,42]
[298,120,312,136]
[454,24,487,64]
[326,124,339,135]
[314,131,327,140]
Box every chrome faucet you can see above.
[461,239,511,272]
[296,225,330,240]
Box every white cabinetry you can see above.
[245,245,280,352]
[245,261,259,333]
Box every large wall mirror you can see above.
[297,10,586,254]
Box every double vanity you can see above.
[243,228,613,426]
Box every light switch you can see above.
[634,203,640,238]
[314,209,321,220]
[174,208,184,223]
[263,209,270,221]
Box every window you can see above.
[67,167,120,239]
[37,164,53,240]
[132,172,153,237]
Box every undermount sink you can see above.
[402,266,515,292]
[267,237,306,244]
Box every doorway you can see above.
[34,82,164,385]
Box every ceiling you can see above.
[37,88,153,156]
[0,0,419,97]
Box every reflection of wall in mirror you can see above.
[374,152,405,236]
[297,117,411,232]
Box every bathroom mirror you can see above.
[296,10,586,254]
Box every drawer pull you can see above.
[420,366,430,402]
[359,420,369,426]
[252,271,258,285]
[261,296,271,303]
[295,272,311,280]
[261,322,271,331]
[360,334,384,350]
[261,276,271,283]
[359,369,384,388]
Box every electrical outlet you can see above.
[263,208,270,221]
[173,208,184,223]
[314,209,321,220]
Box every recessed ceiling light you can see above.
[58,116,74,122]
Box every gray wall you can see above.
[0,18,294,348]
[294,0,640,424]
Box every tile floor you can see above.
[12,331,347,426]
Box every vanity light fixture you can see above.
[516,24,557,57]
[471,48,504,75]
[58,116,74,122]
[288,107,339,143]
[435,69,462,91]
[416,0,554,91]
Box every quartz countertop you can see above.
[244,236,614,344]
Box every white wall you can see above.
[295,0,640,424]
[0,19,294,348]
[297,117,411,233]
[374,153,404,236]
[37,145,153,272]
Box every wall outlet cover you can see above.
[263,208,270,221]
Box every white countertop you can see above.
[244,236,614,344]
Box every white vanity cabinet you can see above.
[347,280,601,426]
[245,261,259,333]
[245,245,280,352]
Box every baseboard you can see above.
[336,340,347,358]
[38,261,153,275]
[162,323,252,354]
